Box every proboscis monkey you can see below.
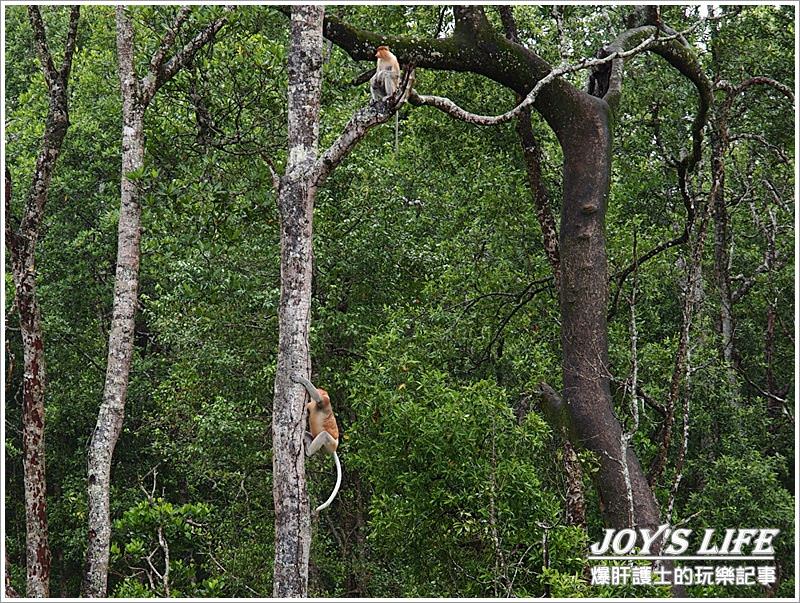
[370,45,400,101]
[370,45,402,152]
[292,375,341,513]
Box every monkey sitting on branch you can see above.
[292,374,341,514]
[369,45,404,152]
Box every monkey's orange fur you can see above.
[375,45,400,75]
[375,46,400,83]
[308,389,339,450]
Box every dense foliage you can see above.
[4,4,795,598]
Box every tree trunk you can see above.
[5,7,79,596]
[271,6,324,597]
[710,117,736,377]
[558,95,661,531]
[10,238,51,599]
[82,7,227,594]
[83,9,143,596]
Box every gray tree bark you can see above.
[271,6,324,596]
[270,7,412,594]
[83,10,142,595]
[5,7,79,597]
[83,6,228,596]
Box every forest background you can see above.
[3,2,796,598]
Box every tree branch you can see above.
[535,382,569,438]
[408,18,708,135]
[143,7,231,104]
[275,6,589,140]
[409,29,685,127]
[27,6,57,88]
[601,10,712,172]
[717,75,794,104]
[312,67,415,187]
[149,6,192,76]
[60,6,81,81]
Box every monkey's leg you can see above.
[383,76,397,101]
[306,432,337,457]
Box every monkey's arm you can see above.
[306,431,338,457]
[292,374,322,402]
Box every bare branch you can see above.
[409,24,694,128]
[60,6,81,81]
[349,68,375,87]
[156,526,170,597]
[143,7,232,104]
[149,6,193,75]
[717,76,794,104]
[609,167,696,321]
[729,132,790,164]
[262,155,281,193]
[602,13,712,172]
[499,7,560,283]
[649,196,711,487]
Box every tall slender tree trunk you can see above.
[83,10,144,596]
[710,118,736,377]
[272,6,324,597]
[9,214,51,599]
[82,7,227,594]
[5,7,79,596]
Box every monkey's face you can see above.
[375,45,390,59]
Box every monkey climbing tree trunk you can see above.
[5,7,79,597]
[269,7,412,594]
[83,7,228,596]
[271,6,324,596]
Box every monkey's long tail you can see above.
[394,112,399,154]
[315,452,341,513]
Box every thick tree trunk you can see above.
[557,96,661,531]
[10,244,51,599]
[271,6,324,597]
[83,10,143,596]
[5,7,78,596]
